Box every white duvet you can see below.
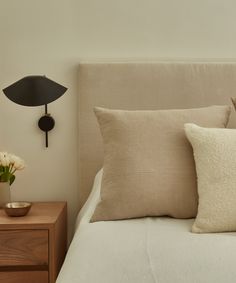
[56,170,236,283]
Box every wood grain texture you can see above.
[0,230,48,266]
[49,203,67,282]
[0,202,66,229]
[0,202,67,283]
[0,271,48,283]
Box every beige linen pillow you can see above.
[91,106,231,222]
[185,123,236,233]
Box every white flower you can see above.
[0,152,25,185]
[0,152,10,167]
[9,154,25,170]
[9,154,17,164]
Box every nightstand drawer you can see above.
[0,202,66,283]
[0,230,48,266]
[0,271,48,283]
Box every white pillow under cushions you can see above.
[91,106,230,222]
[185,123,236,233]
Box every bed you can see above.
[56,62,236,283]
[57,169,236,283]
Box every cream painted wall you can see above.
[0,0,236,240]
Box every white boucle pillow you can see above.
[185,123,236,233]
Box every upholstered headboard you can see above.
[78,62,236,208]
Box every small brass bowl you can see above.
[4,202,32,217]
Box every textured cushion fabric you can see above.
[185,123,236,233]
[91,106,231,222]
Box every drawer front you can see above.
[0,271,48,283]
[0,230,48,266]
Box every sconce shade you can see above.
[3,76,67,106]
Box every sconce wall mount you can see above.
[2,75,67,147]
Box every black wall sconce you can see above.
[2,75,67,147]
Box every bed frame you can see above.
[78,61,236,208]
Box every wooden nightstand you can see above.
[0,202,67,283]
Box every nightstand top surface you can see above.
[0,202,66,229]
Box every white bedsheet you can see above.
[56,170,236,283]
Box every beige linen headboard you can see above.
[78,62,236,208]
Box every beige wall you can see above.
[0,0,236,240]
